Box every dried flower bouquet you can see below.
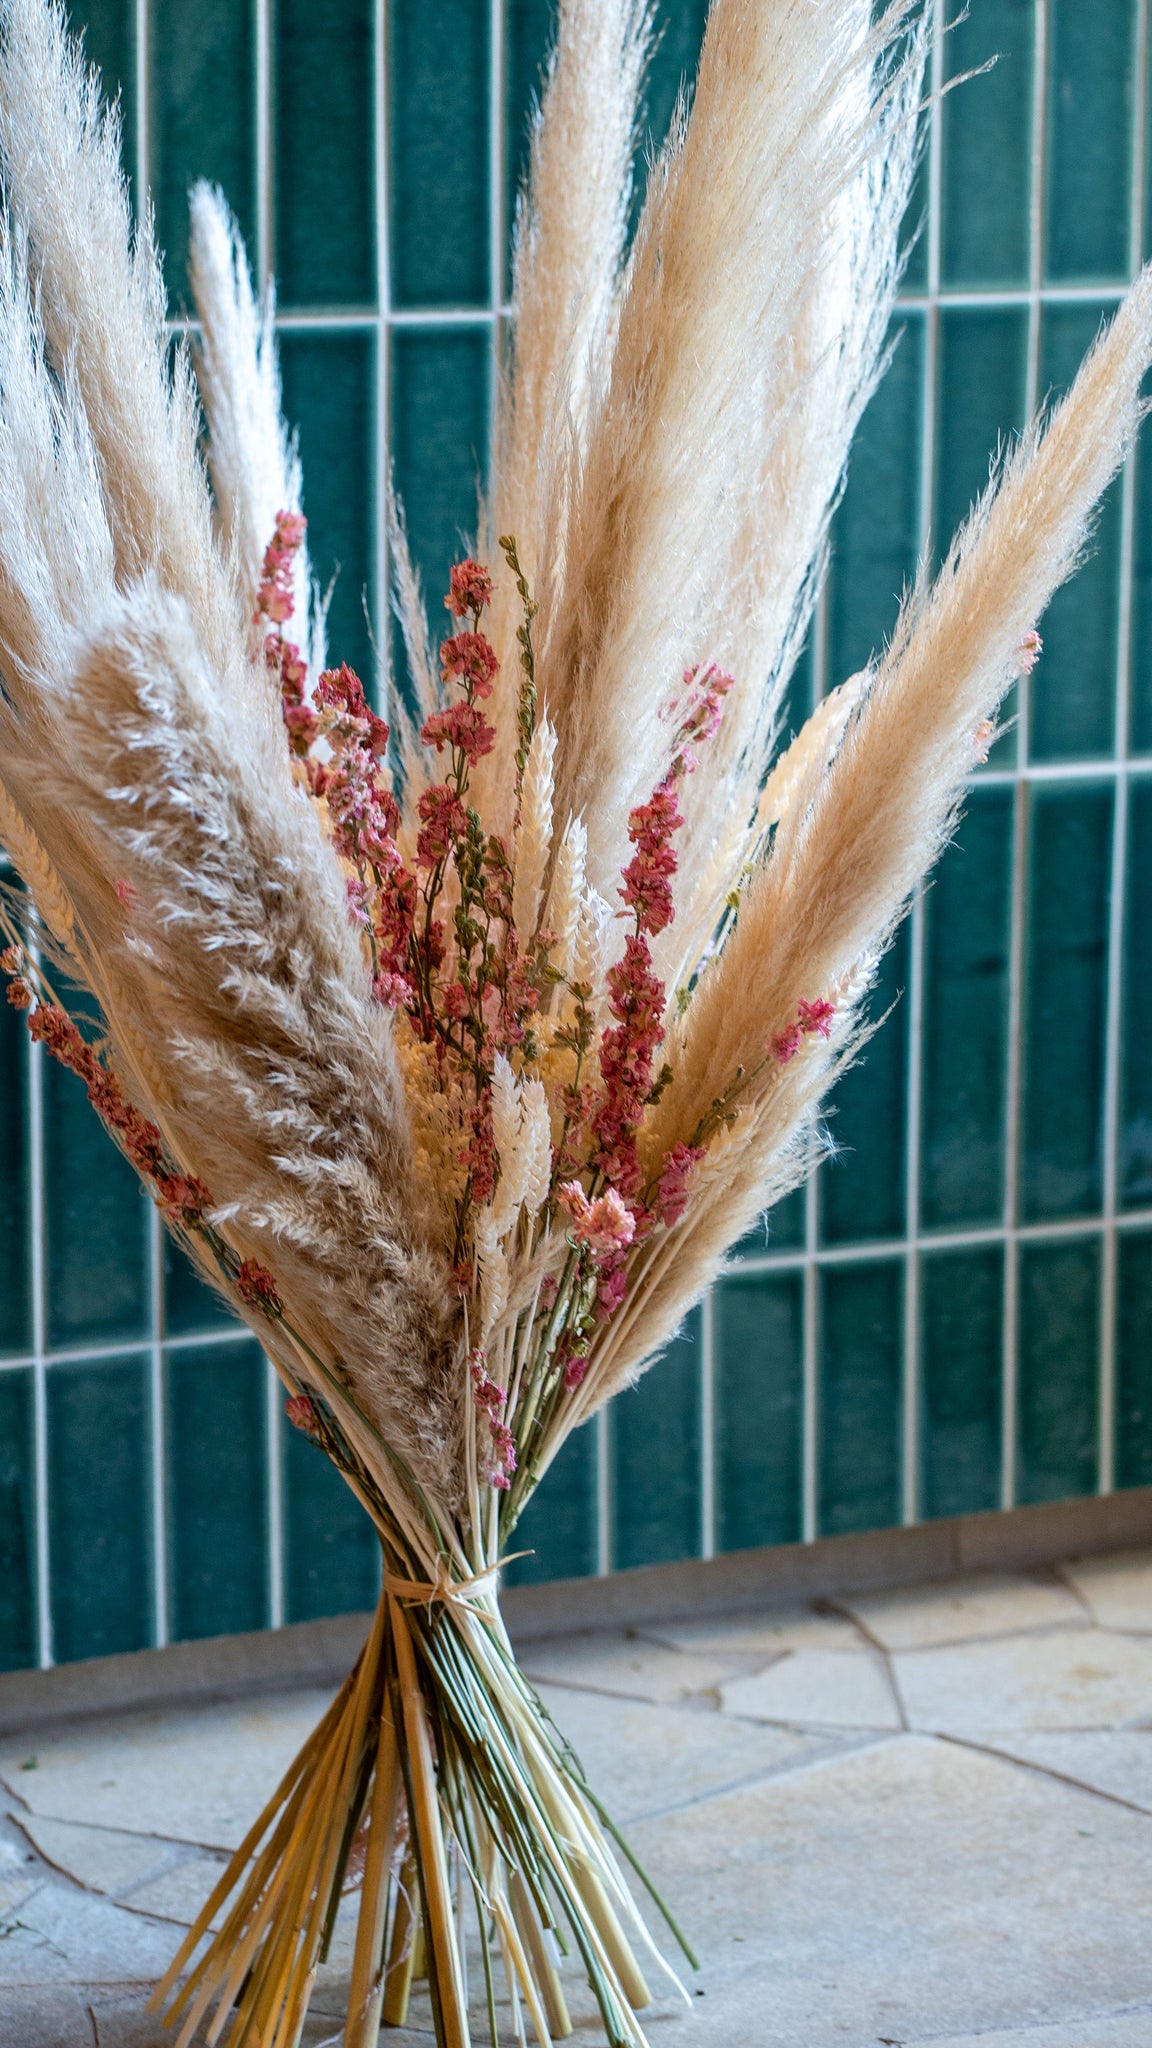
[0,0,1148,2040]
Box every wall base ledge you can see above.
[4,1486,1149,1737]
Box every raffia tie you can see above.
[382,1551,529,1620]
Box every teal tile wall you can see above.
[3,0,1152,1670]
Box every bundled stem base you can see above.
[148,1568,684,2048]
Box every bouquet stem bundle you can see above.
[0,0,1149,2042]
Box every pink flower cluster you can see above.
[770,996,835,1066]
[445,558,495,618]
[285,1394,320,1437]
[254,509,306,625]
[236,1257,281,1314]
[468,1348,516,1489]
[557,1182,635,1258]
[654,1141,706,1228]
[10,980,213,1230]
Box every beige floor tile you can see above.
[0,1985,93,2048]
[720,1646,902,1729]
[645,1606,862,1657]
[921,2012,1152,2048]
[520,1630,738,1703]
[535,1682,849,1821]
[971,1727,1152,1812]
[627,1733,1152,2046]
[843,1571,1086,1650]
[111,1853,230,1932]
[12,1815,170,1898]
[0,1689,333,1851]
[0,1877,177,1984]
[897,1627,1152,1734]
[1062,1550,1152,1632]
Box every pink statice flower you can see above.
[285,1394,320,1438]
[439,630,499,697]
[420,701,496,764]
[797,997,835,1039]
[254,508,306,625]
[236,1258,281,1313]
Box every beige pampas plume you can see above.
[539,0,925,913]
[755,669,871,835]
[188,183,319,671]
[472,0,651,837]
[512,717,557,942]
[0,0,242,683]
[631,266,1152,1379]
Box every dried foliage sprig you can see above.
[0,0,1148,2042]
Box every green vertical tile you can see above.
[388,1,489,309]
[44,1064,149,1350]
[275,0,375,308]
[0,1001,31,1357]
[920,1246,1002,1520]
[940,0,1033,288]
[921,787,1014,1230]
[150,0,256,307]
[504,0,554,295]
[280,328,376,687]
[48,1354,151,1661]
[163,1236,237,1338]
[819,922,909,1247]
[390,326,489,691]
[503,1424,597,1586]
[1117,1230,1152,1488]
[1031,306,1120,761]
[0,1370,36,1671]
[1017,1237,1099,1504]
[610,1311,701,1570]
[282,1408,379,1622]
[1044,0,1135,283]
[827,314,923,687]
[641,1,710,159]
[167,1339,267,1641]
[935,309,1029,562]
[715,1272,803,1552]
[766,1185,806,1253]
[1020,783,1112,1222]
[74,1,137,208]
[819,1260,902,1537]
[1122,779,1152,1208]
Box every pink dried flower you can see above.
[421,701,496,765]
[445,559,495,618]
[468,1348,517,1487]
[558,1182,636,1259]
[1017,628,1042,672]
[5,975,32,1010]
[620,781,684,937]
[416,783,467,868]
[236,1258,281,1313]
[797,998,835,1039]
[372,970,413,1009]
[285,1394,320,1438]
[254,509,306,625]
[439,630,499,699]
[771,1023,803,1064]
[655,1141,706,1227]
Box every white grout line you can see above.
[595,1408,611,1576]
[134,0,149,211]
[266,1356,285,1630]
[148,1206,168,1648]
[902,0,946,1530]
[1098,0,1149,1496]
[27,1029,51,1670]
[488,0,507,450]
[803,582,829,1546]
[732,1204,1152,1277]
[255,0,272,291]
[699,1290,716,1561]
[373,0,391,715]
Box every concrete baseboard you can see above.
[3,1486,1149,1737]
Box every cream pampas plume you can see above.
[188,183,319,670]
[544,814,587,981]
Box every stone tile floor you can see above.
[2,1550,1152,2045]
